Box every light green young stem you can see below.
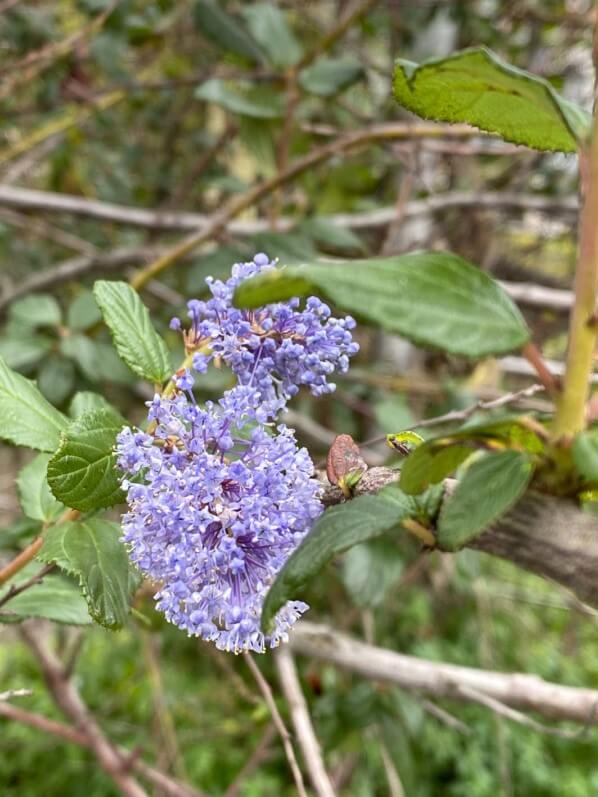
[552,125,598,439]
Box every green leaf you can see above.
[261,486,415,631]
[393,47,590,152]
[234,252,530,358]
[0,517,41,550]
[61,335,136,385]
[93,281,172,383]
[242,3,302,67]
[341,538,404,609]
[0,571,92,625]
[300,218,366,254]
[0,354,68,451]
[39,518,134,629]
[16,453,64,522]
[400,442,473,495]
[69,391,114,418]
[193,0,263,62]
[47,408,126,512]
[0,335,52,370]
[66,289,102,331]
[572,429,598,483]
[8,294,62,329]
[37,355,75,406]
[299,56,364,96]
[437,450,533,551]
[195,78,283,118]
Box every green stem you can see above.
[551,127,598,439]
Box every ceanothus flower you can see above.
[117,254,359,653]
[170,252,359,414]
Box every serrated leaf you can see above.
[299,56,364,96]
[16,453,64,522]
[8,294,62,329]
[0,570,92,625]
[66,289,102,330]
[93,281,172,383]
[341,538,404,609]
[261,486,415,631]
[37,355,75,406]
[69,391,114,418]
[437,450,533,551]
[39,518,134,629]
[0,335,52,370]
[393,47,590,152]
[242,3,302,67]
[572,429,598,483]
[0,354,68,451]
[234,252,530,358]
[195,78,284,118]
[47,408,126,512]
[193,0,263,62]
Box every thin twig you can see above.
[128,124,501,290]
[0,688,32,702]
[0,563,55,609]
[243,652,308,797]
[0,536,44,587]
[0,185,576,232]
[521,342,560,394]
[20,623,149,797]
[275,647,336,797]
[457,686,596,740]
[360,384,545,448]
[224,723,276,797]
[297,0,378,70]
[0,701,206,797]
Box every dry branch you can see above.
[290,622,598,726]
[0,701,206,797]
[0,184,577,233]
[275,648,336,797]
[320,470,598,609]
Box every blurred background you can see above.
[1,1,598,795]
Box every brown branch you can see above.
[290,622,598,726]
[320,462,598,610]
[360,384,546,448]
[297,0,378,70]
[224,723,276,797]
[243,652,308,797]
[0,184,577,233]
[0,536,44,586]
[0,563,55,609]
[127,124,510,290]
[20,623,149,797]
[522,342,561,395]
[275,648,336,797]
[0,702,206,797]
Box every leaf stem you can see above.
[0,507,79,587]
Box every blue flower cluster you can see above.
[117,255,358,653]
